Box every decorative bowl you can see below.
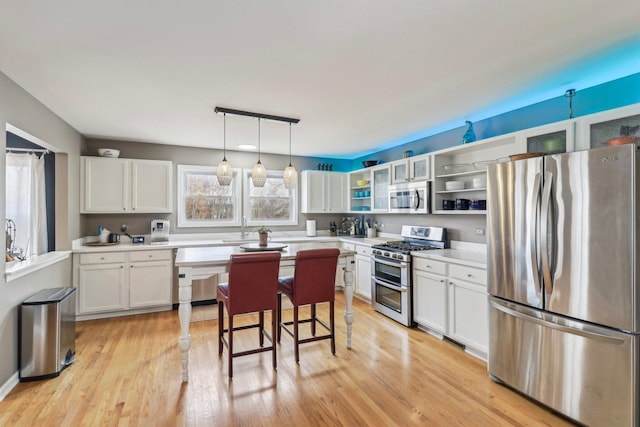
[356,180,369,187]
[98,148,120,158]
[362,160,379,168]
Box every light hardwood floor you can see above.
[0,294,575,426]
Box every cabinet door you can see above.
[355,254,371,300]
[131,160,173,213]
[410,155,430,181]
[391,159,410,184]
[78,263,127,313]
[81,157,128,213]
[413,270,447,334]
[129,260,172,308]
[448,279,488,355]
[301,171,326,213]
[371,165,390,212]
[326,173,347,212]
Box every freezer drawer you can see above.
[488,297,638,427]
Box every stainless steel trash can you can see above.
[20,287,76,381]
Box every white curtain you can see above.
[5,152,48,257]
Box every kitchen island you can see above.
[175,241,356,382]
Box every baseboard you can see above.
[0,371,19,401]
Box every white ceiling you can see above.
[1,1,639,158]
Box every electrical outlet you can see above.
[380,223,385,228]
[475,228,485,235]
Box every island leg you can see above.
[342,254,355,348]
[178,269,193,382]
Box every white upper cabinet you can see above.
[574,104,640,151]
[301,170,347,213]
[370,164,390,212]
[409,154,431,181]
[390,159,410,184]
[81,156,173,213]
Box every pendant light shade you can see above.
[216,113,233,186]
[251,118,267,187]
[283,123,297,189]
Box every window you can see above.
[177,165,242,227]
[243,169,297,227]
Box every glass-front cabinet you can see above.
[409,154,431,181]
[517,120,574,155]
[370,164,390,212]
[575,104,640,151]
[391,159,409,184]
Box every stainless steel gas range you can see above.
[371,225,447,326]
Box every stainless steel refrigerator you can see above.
[487,144,639,427]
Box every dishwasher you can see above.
[172,249,220,307]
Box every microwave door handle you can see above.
[414,189,420,211]
[540,171,553,294]
[529,172,542,295]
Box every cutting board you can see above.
[240,242,288,252]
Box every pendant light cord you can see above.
[222,113,227,161]
[288,123,292,166]
[258,118,261,162]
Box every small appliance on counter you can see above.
[150,219,169,244]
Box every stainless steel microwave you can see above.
[388,181,430,214]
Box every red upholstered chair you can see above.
[217,251,281,378]
[277,248,340,363]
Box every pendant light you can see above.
[216,113,233,186]
[283,122,297,189]
[251,118,267,187]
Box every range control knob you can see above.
[383,252,390,257]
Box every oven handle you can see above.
[372,277,408,292]
[371,256,408,269]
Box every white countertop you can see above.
[411,241,487,268]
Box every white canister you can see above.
[306,220,317,237]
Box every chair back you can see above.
[226,252,281,315]
[292,248,340,306]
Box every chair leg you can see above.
[277,294,282,343]
[294,306,300,363]
[311,304,316,336]
[228,314,234,378]
[218,301,224,356]
[259,311,265,347]
[271,308,277,370]
[330,301,336,355]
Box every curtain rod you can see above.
[6,148,49,154]
[214,106,300,124]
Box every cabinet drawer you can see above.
[342,242,356,251]
[413,257,447,275]
[449,264,486,286]
[130,249,172,262]
[355,244,371,256]
[79,252,126,265]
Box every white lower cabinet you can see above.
[75,249,172,316]
[412,255,488,358]
[355,245,372,300]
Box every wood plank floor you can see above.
[0,294,575,426]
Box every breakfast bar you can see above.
[175,241,356,382]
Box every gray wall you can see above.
[84,138,349,237]
[0,71,84,388]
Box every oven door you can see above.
[371,256,412,326]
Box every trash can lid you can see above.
[22,287,76,305]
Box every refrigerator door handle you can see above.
[529,172,542,294]
[540,171,553,294]
[490,299,625,345]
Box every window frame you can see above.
[176,164,243,228]
[242,168,298,227]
